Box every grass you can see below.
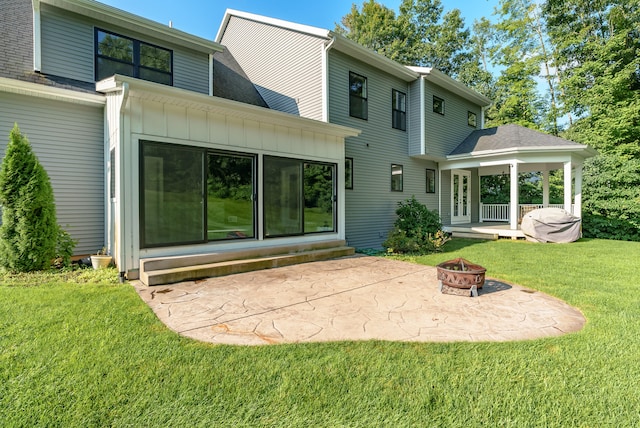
[1,239,639,426]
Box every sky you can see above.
[99,0,499,41]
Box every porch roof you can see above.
[449,124,596,158]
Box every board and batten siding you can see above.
[0,92,105,254]
[219,17,325,121]
[328,50,438,249]
[40,6,209,94]
[422,80,482,159]
[112,92,346,272]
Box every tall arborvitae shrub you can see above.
[0,124,59,272]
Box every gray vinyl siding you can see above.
[0,92,105,254]
[422,80,482,158]
[173,49,209,95]
[219,17,325,120]
[440,171,452,225]
[41,7,94,82]
[328,50,438,249]
[40,6,209,93]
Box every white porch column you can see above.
[510,162,519,230]
[574,163,583,217]
[542,169,550,206]
[564,161,572,213]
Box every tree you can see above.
[545,0,640,240]
[335,0,412,63]
[0,124,59,271]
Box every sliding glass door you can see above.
[141,143,336,247]
[264,156,336,238]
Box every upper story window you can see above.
[95,29,173,86]
[349,72,368,120]
[468,111,477,127]
[392,89,406,131]
[433,95,445,115]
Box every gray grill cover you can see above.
[520,208,582,243]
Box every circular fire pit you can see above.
[437,258,486,297]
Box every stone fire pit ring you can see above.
[437,258,486,297]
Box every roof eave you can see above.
[447,145,597,161]
[330,34,418,82]
[408,66,492,106]
[38,0,223,54]
[216,9,331,43]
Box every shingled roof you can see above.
[449,124,585,156]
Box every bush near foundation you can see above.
[383,195,449,254]
[0,124,72,272]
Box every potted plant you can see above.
[90,247,112,269]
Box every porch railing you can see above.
[480,203,570,222]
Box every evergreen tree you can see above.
[0,124,59,272]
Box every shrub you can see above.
[0,124,61,272]
[383,195,447,254]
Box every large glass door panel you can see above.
[141,142,205,247]
[207,152,255,240]
[264,157,303,237]
[304,163,336,233]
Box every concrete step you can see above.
[140,242,354,286]
[452,231,498,240]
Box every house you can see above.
[1,0,595,283]
[216,10,596,243]
[1,0,359,283]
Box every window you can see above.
[392,89,406,131]
[468,111,477,127]
[345,157,353,189]
[264,157,336,237]
[433,96,445,115]
[391,164,403,192]
[96,29,172,85]
[349,72,368,120]
[426,169,436,193]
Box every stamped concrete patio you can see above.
[133,255,585,346]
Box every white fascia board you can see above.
[97,75,361,139]
[330,34,418,82]
[408,66,492,107]
[216,9,330,43]
[0,77,105,106]
[40,0,223,54]
[447,145,595,161]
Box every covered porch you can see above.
[439,125,597,237]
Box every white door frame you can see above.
[451,169,471,224]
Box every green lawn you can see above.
[1,239,639,426]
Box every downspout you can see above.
[116,82,129,282]
[480,105,486,129]
[208,53,214,96]
[438,163,442,219]
[32,0,41,72]
[322,36,336,122]
[420,76,426,155]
